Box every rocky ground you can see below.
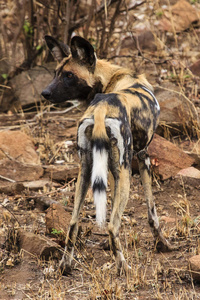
[0,104,199,299]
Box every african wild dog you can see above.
[42,35,172,275]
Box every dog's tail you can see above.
[91,104,109,227]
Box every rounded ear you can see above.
[44,35,71,62]
[71,36,96,71]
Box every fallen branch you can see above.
[0,175,16,183]
[0,84,11,89]
[32,101,80,121]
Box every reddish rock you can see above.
[18,229,61,260]
[0,130,40,164]
[121,31,157,52]
[46,203,71,235]
[155,82,198,126]
[0,159,43,181]
[44,164,79,181]
[189,255,200,281]
[177,167,200,179]
[23,179,60,191]
[159,0,199,32]
[0,130,43,181]
[0,182,24,195]
[189,60,200,77]
[179,140,200,167]
[160,216,176,223]
[7,63,56,109]
[148,134,195,180]
[65,126,77,139]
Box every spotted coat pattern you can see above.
[41,35,173,275]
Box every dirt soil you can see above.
[0,107,199,300]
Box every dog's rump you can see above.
[77,93,133,226]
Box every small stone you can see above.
[46,203,71,235]
[189,255,200,281]
[148,134,195,180]
[18,229,61,260]
[189,59,200,77]
[177,167,200,179]
[0,130,40,164]
[160,216,176,223]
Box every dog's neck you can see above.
[94,59,138,93]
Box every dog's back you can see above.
[77,72,160,225]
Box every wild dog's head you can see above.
[41,36,100,103]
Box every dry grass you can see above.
[1,173,200,299]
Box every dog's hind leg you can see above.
[138,153,173,252]
[108,165,131,275]
[59,155,91,274]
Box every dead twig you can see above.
[0,203,20,225]
[0,175,16,183]
[69,0,118,33]
[93,232,109,237]
[130,32,158,75]
[120,0,145,13]
[32,101,80,121]
[0,84,11,89]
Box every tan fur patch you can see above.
[55,56,72,71]
[62,61,95,87]
[92,103,109,140]
[56,56,96,87]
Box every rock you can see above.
[160,216,176,223]
[155,82,199,127]
[1,63,56,112]
[0,159,43,182]
[46,203,71,235]
[189,255,200,281]
[0,130,40,164]
[0,130,43,181]
[121,31,157,52]
[65,126,77,139]
[159,0,200,32]
[18,229,61,260]
[23,179,60,191]
[189,60,200,77]
[30,196,58,211]
[177,167,200,179]
[179,140,200,168]
[44,164,79,181]
[137,31,157,51]
[0,182,25,195]
[148,134,195,180]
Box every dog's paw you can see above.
[156,239,177,252]
[117,260,131,276]
[59,260,72,276]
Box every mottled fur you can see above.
[42,36,172,275]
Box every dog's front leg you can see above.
[59,160,91,274]
[138,154,173,252]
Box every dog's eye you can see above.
[65,72,73,78]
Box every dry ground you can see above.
[0,107,200,300]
